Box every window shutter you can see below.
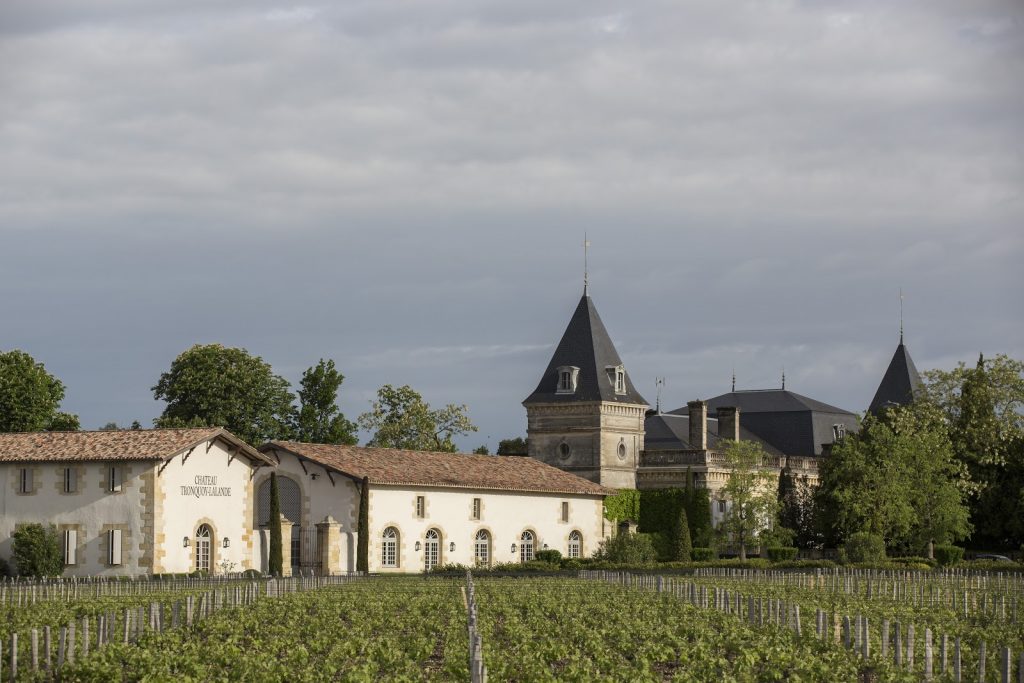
[109,529,122,565]
[109,466,122,493]
[64,529,78,565]
[24,468,34,493]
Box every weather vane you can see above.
[655,377,665,413]
[899,287,904,343]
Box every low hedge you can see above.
[765,547,799,562]
[933,546,964,566]
[691,548,715,562]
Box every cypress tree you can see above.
[268,472,283,576]
[356,476,369,573]
[672,505,692,561]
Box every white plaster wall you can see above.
[251,450,359,573]
[156,440,263,574]
[366,485,605,573]
[0,461,154,577]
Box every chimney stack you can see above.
[717,406,740,441]
[687,400,707,450]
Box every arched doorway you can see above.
[195,524,213,573]
[257,476,304,571]
[424,529,441,572]
[474,530,490,567]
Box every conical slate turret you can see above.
[868,340,923,414]
[524,294,647,406]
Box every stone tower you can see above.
[523,292,648,489]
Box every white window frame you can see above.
[195,525,211,572]
[520,530,535,563]
[555,366,579,394]
[415,495,425,519]
[471,498,481,520]
[381,527,399,568]
[561,501,569,523]
[108,529,123,566]
[568,531,582,559]
[63,529,78,565]
[474,530,490,567]
[424,529,440,572]
[616,369,625,393]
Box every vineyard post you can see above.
[57,627,65,671]
[43,625,51,674]
[31,628,38,673]
[924,629,933,680]
[895,622,903,668]
[10,633,17,681]
[978,641,986,682]
[954,637,961,682]
[881,620,889,658]
[942,634,947,674]
[908,624,915,669]
[81,617,88,657]
[999,647,1008,683]
[861,618,869,660]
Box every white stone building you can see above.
[258,441,611,574]
[0,428,273,576]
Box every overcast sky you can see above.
[1,0,1021,450]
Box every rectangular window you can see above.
[616,370,625,393]
[472,498,481,520]
[718,500,726,514]
[18,468,33,494]
[415,496,425,518]
[559,371,570,391]
[108,529,122,566]
[561,501,569,523]
[63,529,78,565]
[108,466,122,493]
[63,467,77,494]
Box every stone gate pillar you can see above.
[278,514,294,577]
[316,515,343,575]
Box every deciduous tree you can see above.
[152,344,295,445]
[12,523,63,578]
[718,440,779,560]
[357,384,476,452]
[0,350,79,432]
[292,359,357,445]
[497,437,528,456]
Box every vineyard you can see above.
[0,569,1022,681]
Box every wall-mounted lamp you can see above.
[415,541,422,552]
[222,537,230,549]
[543,544,549,550]
[511,543,517,554]
[310,473,320,481]
[449,542,455,552]
[183,537,190,548]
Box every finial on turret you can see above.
[583,233,591,295]
[781,366,786,390]
[655,377,665,414]
[899,287,904,344]
[731,368,736,393]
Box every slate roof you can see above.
[263,441,614,496]
[868,340,923,414]
[644,412,784,456]
[523,293,647,406]
[667,390,858,457]
[0,428,272,465]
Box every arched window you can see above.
[257,476,302,567]
[568,530,582,559]
[520,530,535,563]
[195,524,212,572]
[424,529,441,572]
[381,527,399,568]
[474,530,490,567]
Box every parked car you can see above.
[973,554,1014,562]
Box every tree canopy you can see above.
[152,344,295,445]
[292,359,358,445]
[497,437,529,456]
[357,384,477,452]
[0,349,80,432]
[718,439,779,560]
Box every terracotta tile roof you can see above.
[263,441,614,496]
[0,428,273,465]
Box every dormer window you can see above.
[606,365,626,394]
[832,424,846,441]
[556,366,579,394]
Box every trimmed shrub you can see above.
[241,568,263,579]
[843,532,886,564]
[596,532,658,565]
[535,549,563,565]
[12,523,63,578]
[766,547,799,562]
[0,557,10,577]
[691,547,715,562]
[268,472,283,577]
[933,545,964,566]
[670,505,692,562]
